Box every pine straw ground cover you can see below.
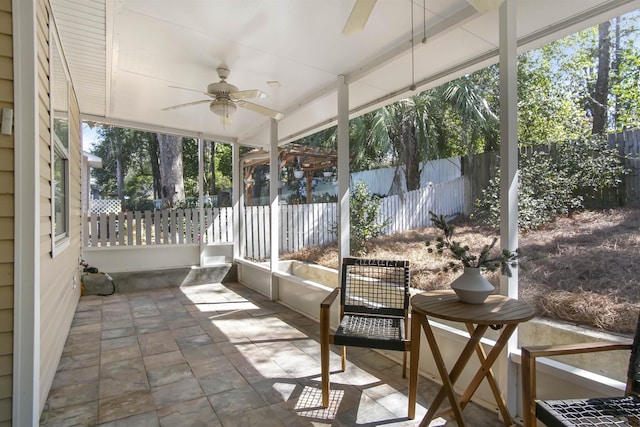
[282,207,640,334]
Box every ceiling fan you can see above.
[162,65,284,124]
[342,0,506,36]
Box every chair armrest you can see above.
[321,288,340,309]
[521,339,633,427]
[522,339,633,359]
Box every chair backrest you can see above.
[340,258,410,317]
[627,312,640,394]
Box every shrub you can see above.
[349,180,391,255]
[476,135,627,230]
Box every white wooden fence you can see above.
[85,177,464,260]
[84,207,233,247]
[243,177,464,260]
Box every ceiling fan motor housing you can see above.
[207,81,239,95]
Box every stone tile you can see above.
[40,400,98,427]
[151,377,204,408]
[182,343,223,366]
[175,333,213,350]
[97,411,159,427]
[51,365,99,389]
[189,355,235,378]
[216,405,285,427]
[62,332,101,356]
[101,335,138,351]
[68,322,102,335]
[43,282,505,427]
[132,316,166,334]
[101,343,142,365]
[99,357,149,399]
[132,305,161,318]
[44,381,99,410]
[138,330,179,356]
[171,324,206,339]
[102,326,136,340]
[157,397,221,427]
[251,378,302,405]
[167,317,199,331]
[56,352,100,371]
[98,390,156,424]
[103,319,137,331]
[207,385,267,416]
[147,362,194,388]
[198,369,249,396]
[143,350,185,370]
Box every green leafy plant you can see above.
[341,180,391,255]
[476,136,628,230]
[426,211,520,276]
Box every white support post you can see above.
[13,0,40,424]
[233,142,242,260]
[198,137,205,265]
[499,0,518,300]
[498,0,519,418]
[269,119,279,301]
[337,75,350,262]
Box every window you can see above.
[50,27,70,254]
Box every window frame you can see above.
[50,23,71,256]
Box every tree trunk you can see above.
[210,141,216,196]
[114,138,125,202]
[148,134,161,199]
[402,121,421,191]
[592,21,611,135]
[158,133,185,208]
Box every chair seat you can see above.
[537,395,640,427]
[333,314,406,351]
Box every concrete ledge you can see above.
[83,264,237,294]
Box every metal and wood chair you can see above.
[320,257,411,407]
[521,313,640,427]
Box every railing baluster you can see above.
[135,211,142,245]
[118,212,125,245]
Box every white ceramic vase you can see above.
[450,267,495,304]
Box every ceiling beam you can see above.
[81,114,237,144]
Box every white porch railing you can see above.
[84,178,464,260]
[243,177,464,259]
[84,207,233,247]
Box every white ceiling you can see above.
[51,0,640,148]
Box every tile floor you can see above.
[40,281,504,426]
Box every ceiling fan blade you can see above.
[342,0,377,35]
[161,99,210,111]
[230,89,267,100]
[237,100,284,120]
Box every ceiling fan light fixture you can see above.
[466,0,505,13]
[210,99,237,119]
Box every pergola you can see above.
[241,143,338,204]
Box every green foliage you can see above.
[476,136,627,230]
[122,197,155,212]
[426,212,520,276]
[349,180,390,255]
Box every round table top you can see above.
[411,290,536,325]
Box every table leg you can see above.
[459,324,518,426]
[420,319,490,427]
[408,310,421,420]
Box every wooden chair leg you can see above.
[402,349,407,378]
[341,346,347,371]
[320,306,331,407]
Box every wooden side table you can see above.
[408,290,535,427]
